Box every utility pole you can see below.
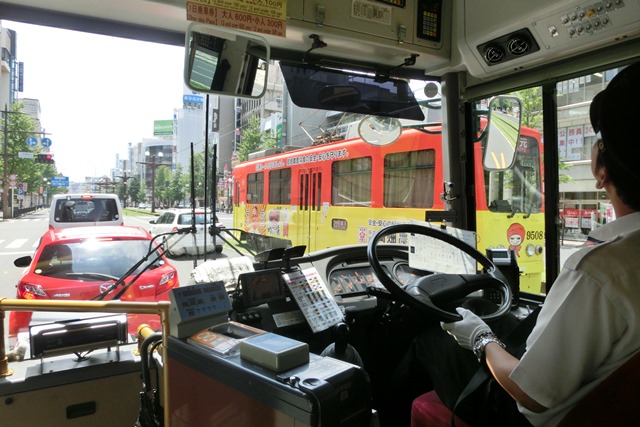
[138,151,165,213]
[116,170,132,208]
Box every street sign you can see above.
[26,136,38,147]
[41,137,52,147]
[9,174,17,181]
[18,152,34,159]
[50,176,69,187]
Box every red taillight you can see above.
[159,271,178,290]
[17,282,48,299]
[171,226,178,232]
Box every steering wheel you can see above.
[367,223,512,323]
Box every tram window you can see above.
[247,172,264,203]
[268,168,291,204]
[331,157,372,206]
[384,150,436,208]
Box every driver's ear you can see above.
[594,165,607,189]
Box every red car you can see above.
[9,226,180,340]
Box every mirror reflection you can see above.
[358,116,403,146]
[184,23,269,98]
[483,96,522,171]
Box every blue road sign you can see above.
[41,137,52,148]
[50,176,69,187]
[26,136,38,147]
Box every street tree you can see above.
[237,115,277,162]
[168,163,189,206]
[1,102,59,211]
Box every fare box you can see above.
[240,332,309,372]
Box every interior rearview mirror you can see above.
[184,23,270,98]
[483,96,521,171]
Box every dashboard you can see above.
[298,244,417,301]
[328,262,426,297]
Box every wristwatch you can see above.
[472,332,506,362]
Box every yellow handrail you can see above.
[0,298,171,426]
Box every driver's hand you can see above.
[441,307,491,350]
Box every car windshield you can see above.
[34,239,162,279]
[177,213,212,225]
[53,198,119,223]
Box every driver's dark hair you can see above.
[590,61,640,211]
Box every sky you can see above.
[4,21,186,182]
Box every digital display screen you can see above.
[170,281,230,321]
[240,268,286,308]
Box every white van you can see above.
[49,194,124,229]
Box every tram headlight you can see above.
[526,244,535,256]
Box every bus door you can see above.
[297,168,323,252]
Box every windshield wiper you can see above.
[66,272,119,281]
[91,231,179,301]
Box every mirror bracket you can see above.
[377,54,420,81]
[304,34,327,61]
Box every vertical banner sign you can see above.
[18,62,24,92]
[211,95,220,132]
[557,127,567,160]
[186,0,287,37]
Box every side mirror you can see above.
[184,22,270,98]
[483,96,521,171]
[149,220,156,224]
[358,115,402,146]
[14,255,32,267]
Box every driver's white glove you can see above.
[441,307,491,350]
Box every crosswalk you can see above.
[0,218,47,253]
[0,238,40,251]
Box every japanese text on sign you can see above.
[189,0,286,20]
[187,0,287,37]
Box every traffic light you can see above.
[35,154,54,164]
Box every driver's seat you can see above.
[557,349,640,426]
[410,391,471,427]
[410,350,640,426]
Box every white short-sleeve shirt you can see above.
[510,212,640,426]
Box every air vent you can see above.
[483,46,505,64]
[477,28,540,66]
[507,35,532,56]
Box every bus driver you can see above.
[399,61,640,426]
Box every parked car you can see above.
[49,193,124,229]
[9,226,180,339]
[149,208,224,256]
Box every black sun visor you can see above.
[280,62,425,121]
